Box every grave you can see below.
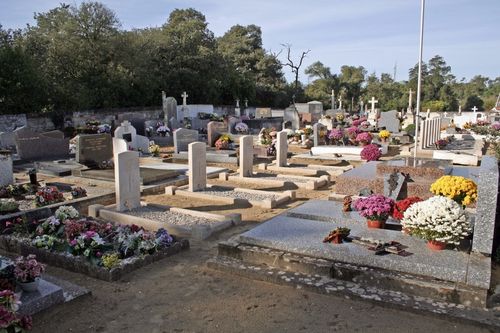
[255,108,272,118]
[75,133,112,167]
[276,130,288,167]
[242,117,283,134]
[173,128,199,154]
[0,153,14,186]
[113,121,149,152]
[14,128,69,160]
[207,121,228,147]
[188,142,206,192]
[313,123,327,146]
[284,105,300,130]
[239,136,254,177]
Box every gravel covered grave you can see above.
[200,187,280,201]
[126,206,220,226]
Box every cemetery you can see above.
[1,2,500,331]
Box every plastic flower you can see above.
[401,196,470,245]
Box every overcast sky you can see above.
[1,0,498,82]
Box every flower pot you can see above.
[301,134,306,142]
[18,277,40,292]
[427,240,447,251]
[331,234,343,244]
[367,219,385,229]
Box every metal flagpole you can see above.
[413,0,425,164]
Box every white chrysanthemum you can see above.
[401,196,471,245]
[55,205,79,221]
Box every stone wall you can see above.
[0,114,27,132]
[72,107,163,127]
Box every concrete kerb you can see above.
[266,164,319,176]
[275,174,329,190]
[226,175,285,187]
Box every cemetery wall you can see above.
[26,117,56,132]
[0,114,27,132]
[72,107,163,127]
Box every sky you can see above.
[1,0,499,83]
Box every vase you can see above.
[301,134,306,142]
[18,277,40,292]
[367,219,385,229]
[427,240,447,251]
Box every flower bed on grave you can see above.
[0,206,188,281]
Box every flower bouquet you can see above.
[234,122,249,134]
[0,290,33,331]
[55,205,79,222]
[323,227,351,244]
[14,254,45,292]
[434,139,448,149]
[328,128,344,144]
[401,196,471,250]
[156,125,170,136]
[71,186,87,199]
[34,186,64,207]
[355,132,372,146]
[215,134,232,150]
[353,195,394,228]
[430,175,477,207]
[148,143,161,157]
[360,144,381,161]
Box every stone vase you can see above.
[427,240,447,251]
[18,277,40,292]
[366,219,386,229]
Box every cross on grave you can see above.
[244,98,248,108]
[369,97,378,113]
[338,97,343,110]
[181,91,188,106]
[471,106,478,113]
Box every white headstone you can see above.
[0,154,14,187]
[114,151,141,212]
[188,142,206,192]
[112,138,128,158]
[239,135,254,177]
[276,131,288,167]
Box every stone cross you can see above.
[458,105,462,115]
[369,97,378,113]
[331,90,335,109]
[181,91,188,106]
[472,106,478,113]
[244,98,248,108]
[236,99,240,108]
[338,97,342,110]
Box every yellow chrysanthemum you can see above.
[430,175,477,206]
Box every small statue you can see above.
[343,195,352,212]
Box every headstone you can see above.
[284,106,300,130]
[165,97,178,129]
[240,136,253,177]
[114,151,141,212]
[173,128,199,154]
[378,110,400,133]
[383,172,407,200]
[319,116,334,130]
[188,142,206,192]
[113,138,128,157]
[41,130,64,139]
[14,128,69,160]
[114,121,137,145]
[0,154,14,186]
[130,118,146,136]
[276,131,288,167]
[136,136,150,153]
[76,134,112,167]
[313,123,326,147]
[207,121,228,147]
[0,132,16,149]
[256,108,272,118]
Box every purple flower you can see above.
[356,132,372,143]
[360,144,381,161]
[353,195,394,220]
[328,128,343,140]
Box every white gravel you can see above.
[126,206,220,226]
[201,187,279,201]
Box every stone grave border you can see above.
[166,184,294,209]
[0,234,189,281]
[219,172,329,190]
[258,163,319,176]
[91,202,242,240]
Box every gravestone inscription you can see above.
[76,134,113,167]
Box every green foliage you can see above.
[404,124,416,136]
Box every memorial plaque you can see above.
[14,128,69,160]
[76,134,113,167]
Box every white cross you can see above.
[471,106,478,113]
[181,92,188,106]
[369,97,378,113]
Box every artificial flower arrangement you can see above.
[97,124,111,134]
[234,122,249,134]
[284,128,295,138]
[34,186,64,207]
[0,289,33,332]
[353,194,394,228]
[215,134,232,150]
[430,175,477,206]
[400,196,471,247]
[303,126,313,136]
[13,254,45,284]
[491,122,500,131]
[148,143,161,157]
[391,197,422,220]
[378,130,391,140]
[434,138,448,149]
[70,186,87,199]
[323,227,351,244]
[1,206,175,269]
[156,125,170,136]
[360,144,381,161]
[355,132,372,145]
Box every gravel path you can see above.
[127,206,219,226]
[202,187,280,201]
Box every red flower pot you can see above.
[427,240,447,251]
[367,219,385,229]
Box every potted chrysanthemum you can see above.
[430,175,477,207]
[353,195,394,228]
[378,130,391,142]
[355,132,372,146]
[14,254,45,292]
[400,196,471,251]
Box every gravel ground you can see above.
[126,206,220,226]
[202,187,280,201]
[275,176,311,183]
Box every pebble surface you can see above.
[202,187,279,201]
[127,206,219,226]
